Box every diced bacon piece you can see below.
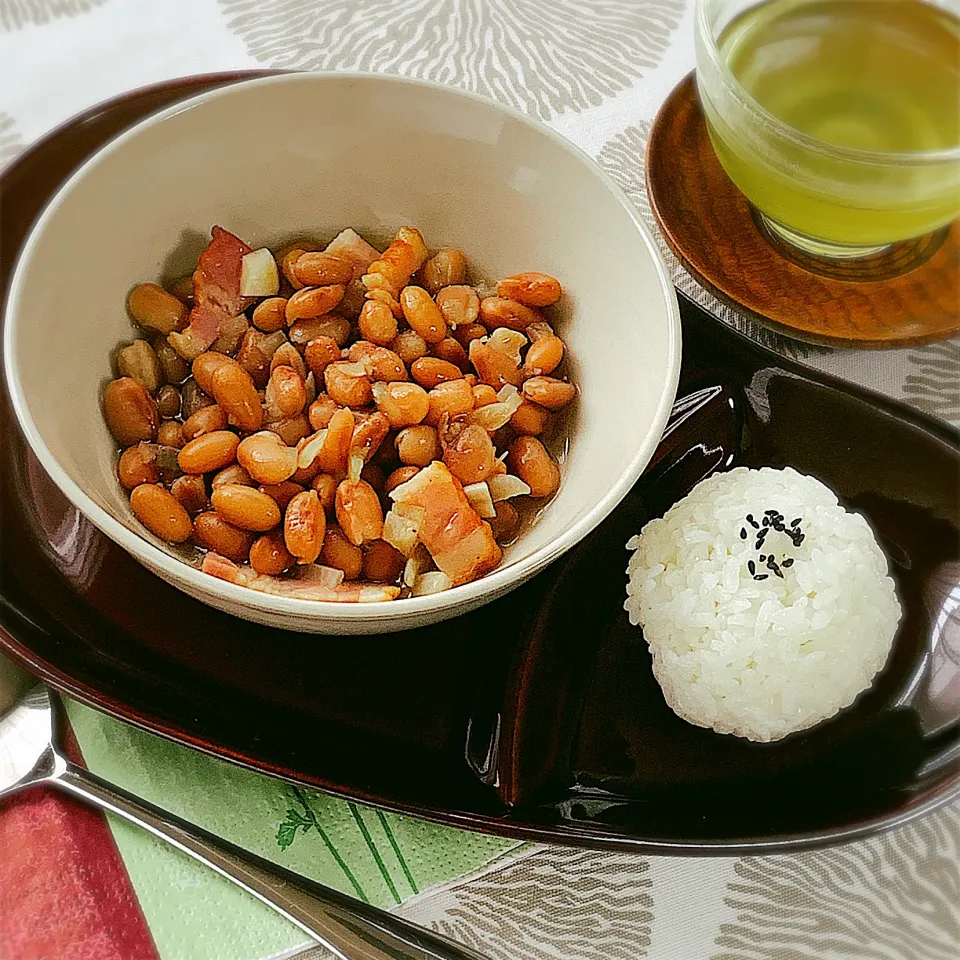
[325,228,382,281]
[201,552,398,602]
[389,461,501,586]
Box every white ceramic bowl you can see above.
[4,74,680,634]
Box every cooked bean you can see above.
[400,286,447,343]
[351,412,390,464]
[265,414,311,447]
[357,346,408,383]
[118,444,160,489]
[521,376,576,411]
[182,403,228,441]
[361,463,386,493]
[510,399,549,436]
[497,272,562,307]
[436,286,480,329]
[325,362,372,408]
[335,479,383,546]
[373,381,430,428]
[420,248,467,295]
[395,425,440,467]
[155,339,190,385]
[169,276,195,304]
[280,248,307,291]
[391,329,429,365]
[293,252,353,287]
[451,321,487,348]
[479,297,541,332]
[130,484,193,543]
[193,512,255,562]
[211,314,249,356]
[411,356,462,389]
[507,436,560,498]
[304,336,341,380]
[249,531,296,576]
[308,394,339,431]
[156,384,181,419]
[103,377,159,447]
[468,339,521,389]
[430,337,470,372]
[291,460,321,486]
[192,351,236,396]
[313,407,355,477]
[170,474,208,515]
[472,384,498,407]
[321,525,363,579]
[252,297,288,333]
[212,463,255,488]
[178,430,240,475]
[266,365,307,418]
[286,285,345,324]
[235,331,270,388]
[337,278,367,319]
[385,466,420,495]
[311,473,338,513]
[211,484,281,532]
[211,361,263,431]
[257,480,305,511]
[284,490,327,564]
[127,283,187,335]
[116,339,162,394]
[363,540,406,583]
[443,424,496,484]
[489,500,520,544]
[157,421,185,449]
[424,379,474,427]
[269,342,307,379]
[290,314,351,348]
[524,335,565,376]
[179,378,215,420]
[358,300,398,346]
[237,431,298,484]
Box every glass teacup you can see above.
[695,0,960,262]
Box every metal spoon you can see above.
[0,679,488,960]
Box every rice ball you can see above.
[624,466,901,742]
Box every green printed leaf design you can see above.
[0,113,24,170]
[276,806,313,850]
[902,340,960,424]
[597,122,825,362]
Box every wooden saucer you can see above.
[646,74,960,348]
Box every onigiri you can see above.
[624,466,901,742]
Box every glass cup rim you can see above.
[696,0,960,167]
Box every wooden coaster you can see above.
[646,74,960,348]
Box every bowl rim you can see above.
[3,71,681,624]
[695,0,960,166]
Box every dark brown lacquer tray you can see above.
[1,74,958,854]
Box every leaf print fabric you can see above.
[0,0,107,32]
[219,0,685,119]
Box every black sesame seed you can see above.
[759,555,766,562]
[746,513,758,528]
[762,516,771,526]
[754,573,768,581]
[764,509,777,516]
[739,528,747,539]
[791,518,801,527]
[748,560,756,575]
[783,558,794,567]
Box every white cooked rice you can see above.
[625,466,901,742]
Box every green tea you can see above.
[705,0,960,248]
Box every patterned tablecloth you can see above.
[0,2,957,959]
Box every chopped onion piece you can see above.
[488,473,531,501]
[403,543,432,588]
[304,371,316,406]
[297,429,327,469]
[347,453,365,483]
[496,383,520,403]
[298,564,345,589]
[383,506,423,557]
[486,328,527,364]
[463,481,496,519]
[240,248,280,297]
[371,381,388,405]
[413,572,453,596]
